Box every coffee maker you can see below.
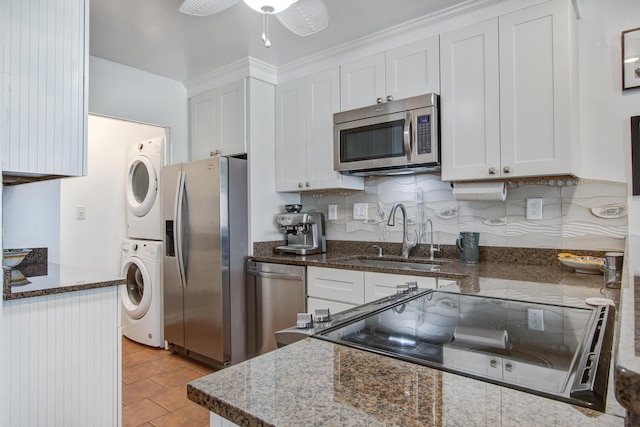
[275,206,326,255]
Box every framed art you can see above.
[632,116,640,195]
[623,27,640,91]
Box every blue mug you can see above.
[456,232,480,264]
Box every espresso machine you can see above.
[275,205,326,255]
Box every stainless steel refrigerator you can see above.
[162,157,247,368]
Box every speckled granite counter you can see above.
[3,263,125,300]
[189,244,628,426]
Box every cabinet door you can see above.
[386,36,440,102]
[189,89,217,161]
[440,19,501,181]
[364,272,436,303]
[499,0,573,177]
[217,79,246,156]
[307,297,357,317]
[2,0,87,177]
[305,68,363,191]
[340,53,386,111]
[275,78,307,191]
[307,267,364,305]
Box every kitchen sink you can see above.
[337,257,448,271]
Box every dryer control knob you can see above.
[138,143,144,150]
[132,244,138,251]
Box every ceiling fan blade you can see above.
[179,0,240,16]
[276,0,329,37]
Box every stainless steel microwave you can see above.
[333,93,439,176]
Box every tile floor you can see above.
[122,336,216,427]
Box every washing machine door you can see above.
[126,155,158,217]
[121,258,153,319]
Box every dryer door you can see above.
[121,258,153,319]
[127,155,158,217]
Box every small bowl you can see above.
[3,249,32,268]
[284,204,302,213]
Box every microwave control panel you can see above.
[416,115,432,154]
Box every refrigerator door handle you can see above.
[175,171,187,289]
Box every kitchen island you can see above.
[188,244,629,426]
[2,259,124,426]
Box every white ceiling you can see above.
[89,0,469,82]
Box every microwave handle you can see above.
[403,112,412,160]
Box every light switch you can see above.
[76,205,86,220]
[328,204,338,220]
[353,203,368,220]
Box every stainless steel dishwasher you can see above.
[246,261,306,358]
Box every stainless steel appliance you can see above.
[334,93,440,176]
[246,261,306,358]
[283,288,615,412]
[162,157,248,368]
[275,212,326,255]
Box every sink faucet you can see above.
[426,219,440,260]
[386,203,417,259]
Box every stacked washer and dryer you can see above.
[121,137,165,347]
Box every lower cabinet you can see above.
[364,271,436,303]
[307,266,455,315]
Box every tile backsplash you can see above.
[300,175,627,251]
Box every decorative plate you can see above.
[590,204,627,219]
[559,256,604,274]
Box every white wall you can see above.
[59,115,165,275]
[3,181,61,262]
[576,0,640,233]
[89,56,189,164]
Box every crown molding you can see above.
[184,57,277,96]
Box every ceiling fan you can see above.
[179,0,329,48]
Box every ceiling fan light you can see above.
[243,0,297,14]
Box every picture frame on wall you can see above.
[632,116,640,195]
[623,27,640,91]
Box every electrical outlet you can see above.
[353,203,368,220]
[527,308,545,331]
[526,198,544,220]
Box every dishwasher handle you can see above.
[247,270,304,281]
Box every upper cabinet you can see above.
[2,0,88,179]
[441,0,577,181]
[189,79,246,160]
[340,36,440,111]
[276,68,363,192]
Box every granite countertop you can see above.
[3,263,125,300]
[189,246,629,426]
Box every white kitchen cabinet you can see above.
[441,0,576,181]
[364,271,437,303]
[307,266,365,305]
[307,297,358,316]
[2,0,88,178]
[189,79,246,160]
[275,68,363,192]
[340,36,440,111]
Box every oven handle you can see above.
[403,112,412,161]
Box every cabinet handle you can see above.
[298,182,303,188]
[386,95,393,102]
[490,359,498,368]
[305,182,310,188]
[376,97,383,104]
[503,166,511,174]
[505,363,513,372]
[488,167,496,175]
